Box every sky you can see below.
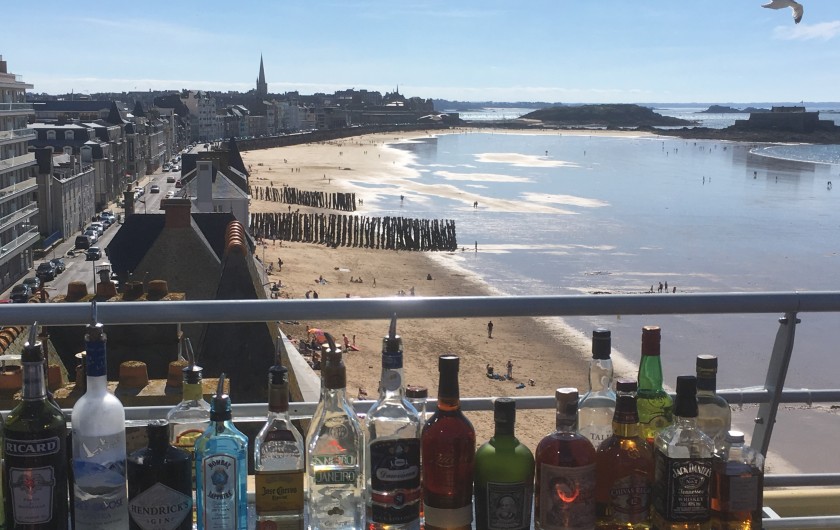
[3,1,840,103]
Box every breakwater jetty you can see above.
[250,211,457,251]
[250,185,356,212]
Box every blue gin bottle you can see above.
[194,373,248,530]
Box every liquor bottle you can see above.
[578,328,617,447]
[71,301,130,529]
[127,419,193,530]
[711,431,764,530]
[695,355,731,452]
[535,388,597,530]
[651,376,714,530]
[166,339,211,482]
[636,326,673,444]
[3,323,68,527]
[195,373,248,530]
[306,336,365,530]
[37,326,62,410]
[474,398,535,530]
[255,361,305,529]
[406,385,428,426]
[366,316,422,529]
[421,355,476,530]
[595,379,654,529]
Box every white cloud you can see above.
[773,20,840,41]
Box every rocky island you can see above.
[516,104,694,128]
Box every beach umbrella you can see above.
[308,328,327,344]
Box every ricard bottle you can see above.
[711,431,764,530]
[578,328,617,447]
[535,388,597,530]
[306,337,365,530]
[421,355,476,530]
[651,376,714,530]
[3,323,68,528]
[636,326,673,444]
[127,420,193,530]
[195,374,248,530]
[366,316,422,529]
[695,355,731,452]
[254,361,306,529]
[594,379,654,530]
[474,398,535,530]
[71,301,130,529]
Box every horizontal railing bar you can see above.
[763,517,840,529]
[764,474,840,487]
[2,292,840,326]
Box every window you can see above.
[65,130,74,140]
[46,130,56,140]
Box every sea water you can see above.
[357,131,840,473]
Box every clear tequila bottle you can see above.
[306,336,365,530]
[579,328,617,447]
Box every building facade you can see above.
[0,55,39,292]
[33,148,96,239]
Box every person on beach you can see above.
[305,290,312,299]
[664,281,668,291]
[343,334,350,350]
[487,320,494,339]
[506,359,513,379]
[313,291,319,299]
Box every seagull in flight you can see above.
[762,0,804,24]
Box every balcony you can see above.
[0,127,36,146]
[0,102,34,115]
[2,293,839,528]
[0,225,38,266]
[0,153,36,175]
[0,201,37,233]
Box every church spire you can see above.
[256,54,268,96]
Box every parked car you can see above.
[50,258,66,274]
[85,225,102,237]
[175,180,183,188]
[150,185,160,193]
[90,221,106,233]
[10,284,31,303]
[22,276,41,291]
[85,247,102,261]
[75,235,92,249]
[36,262,57,281]
[83,230,98,244]
[166,175,176,183]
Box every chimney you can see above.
[163,198,192,229]
[123,185,135,218]
[197,161,213,202]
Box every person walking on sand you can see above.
[506,359,513,379]
[487,320,494,339]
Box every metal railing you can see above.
[2,292,839,528]
[0,201,37,232]
[0,102,34,112]
[0,128,36,143]
[0,153,36,174]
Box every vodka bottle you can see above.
[166,338,211,481]
[3,323,68,527]
[195,374,248,530]
[578,328,617,447]
[535,388,597,530]
[711,431,764,530]
[474,398,535,530]
[366,316,422,529]
[636,326,673,444]
[652,376,714,530]
[422,355,476,530]
[71,301,130,529]
[127,420,193,530]
[255,361,305,529]
[695,355,731,452]
[306,337,365,530]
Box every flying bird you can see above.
[762,0,804,24]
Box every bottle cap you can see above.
[555,387,579,419]
[210,373,231,421]
[696,354,718,373]
[494,397,516,425]
[676,375,696,395]
[146,419,170,447]
[726,430,745,444]
[674,375,699,418]
[322,335,346,389]
[381,314,403,369]
[23,322,44,363]
[86,300,104,341]
[641,326,660,356]
[616,379,638,393]
[592,328,611,360]
[269,363,289,385]
[406,385,428,399]
[182,338,203,384]
[439,355,459,373]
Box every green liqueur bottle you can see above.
[636,326,673,445]
[3,323,68,528]
[474,398,535,530]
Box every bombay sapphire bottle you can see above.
[194,374,248,530]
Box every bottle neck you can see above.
[638,354,664,391]
[21,361,46,401]
[674,392,699,418]
[148,428,170,452]
[268,383,290,414]
[494,420,514,437]
[85,339,108,394]
[588,358,614,392]
[378,365,406,400]
[321,386,350,408]
[437,367,460,411]
[697,375,717,393]
[182,381,204,402]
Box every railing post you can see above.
[753,311,799,456]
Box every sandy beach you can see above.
[240,129,645,448]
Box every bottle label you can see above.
[424,504,473,527]
[181,382,204,402]
[654,453,712,522]
[538,462,596,530]
[608,473,651,523]
[255,470,304,515]
[172,425,205,451]
[724,474,760,512]
[72,432,129,528]
[312,454,358,485]
[580,424,612,447]
[128,482,192,530]
[485,481,533,530]
[369,438,421,524]
[8,465,56,523]
[201,454,239,528]
[85,341,107,377]
[381,369,402,392]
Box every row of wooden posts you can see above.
[250,185,356,212]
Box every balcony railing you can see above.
[0,176,37,198]
[0,201,37,232]
[0,102,34,113]
[0,152,36,174]
[0,127,36,144]
[2,292,839,528]
[0,225,38,264]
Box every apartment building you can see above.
[0,56,39,292]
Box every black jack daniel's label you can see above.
[653,452,712,522]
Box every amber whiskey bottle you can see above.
[535,388,597,530]
[421,355,476,530]
[595,379,654,529]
